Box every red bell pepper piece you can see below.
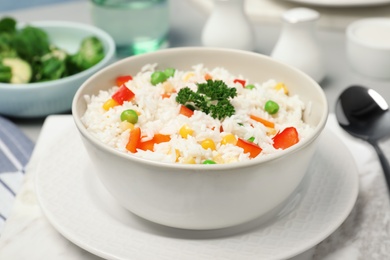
[272,127,299,150]
[112,85,135,105]
[233,79,246,87]
[236,138,262,158]
[179,105,194,117]
[116,75,133,87]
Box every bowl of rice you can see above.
[72,47,328,230]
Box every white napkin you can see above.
[0,116,34,234]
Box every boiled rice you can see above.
[81,64,313,164]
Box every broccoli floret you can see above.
[34,48,68,81]
[12,26,50,63]
[70,36,104,71]
[0,62,12,83]
[0,17,16,34]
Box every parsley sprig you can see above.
[176,79,237,120]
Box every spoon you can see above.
[336,85,390,191]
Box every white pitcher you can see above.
[271,8,325,83]
[201,0,255,51]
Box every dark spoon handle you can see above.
[370,141,390,192]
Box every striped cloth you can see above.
[0,116,34,234]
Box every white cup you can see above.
[346,18,390,79]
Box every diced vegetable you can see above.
[137,139,155,151]
[179,124,194,138]
[272,127,299,150]
[138,133,171,151]
[221,134,237,145]
[245,84,255,90]
[126,127,141,153]
[162,81,175,93]
[247,136,255,142]
[236,138,262,158]
[204,73,212,80]
[264,100,279,114]
[120,109,138,124]
[233,79,246,87]
[119,121,134,131]
[151,71,168,85]
[249,114,275,128]
[201,138,216,150]
[112,85,135,105]
[275,82,289,94]
[102,98,119,111]
[179,105,194,117]
[164,68,175,78]
[183,72,194,82]
[153,134,171,143]
[202,159,216,164]
[116,75,132,87]
[1,57,31,83]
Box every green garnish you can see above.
[176,79,237,120]
[0,17,105,83]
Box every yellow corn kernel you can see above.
[102,98,119,111]
[275,82,289,95]
[266,127,277,136]
[179,124,194,138]
[120,121,134,131]
[162,81,175,93]
[221,133,237,145]
[213,154,224,164]
[183,156,196,164]
[201,138,216,150]
[183,72,194,82]
[174,149,180,162]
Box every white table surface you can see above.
[1,0,390,259]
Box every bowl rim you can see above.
[73,47,329,171]
[0,20,116,90]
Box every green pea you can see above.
[203,159,216,164]
[151,71,168,85]
[247,136,255,142]
[245,84,255,90]
[120,109,138,124]
[264,100,279,114]
[164,68,175,78]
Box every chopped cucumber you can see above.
[2,57,32,84]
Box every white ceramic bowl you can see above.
[72,47,328,230]
[346,17,390,79]
[0,21,115,118]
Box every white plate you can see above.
[283,0,390,7]
[35,122,358,260]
